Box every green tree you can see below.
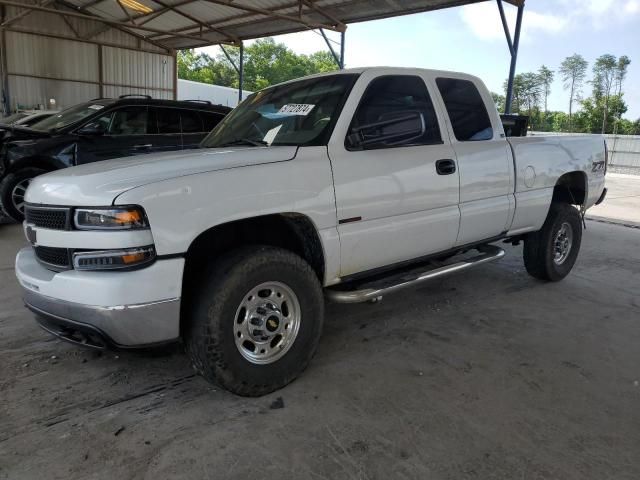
[592,54,618,133]
[537,65,554,126]
[614,55,631,97]
[178,38,338,92]
[177,49,236,86]
[559,54,588,131]
[491,91,506,112]
[615,118,640,135]
[549,111,569,132]
[573,94,627,134]
[503,74,525,113]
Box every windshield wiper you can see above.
[217,138,268,147]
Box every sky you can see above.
[199,0,640,119]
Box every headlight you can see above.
[74,206,148,230]
[73,246,155,270]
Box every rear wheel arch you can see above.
[552,171,587,207]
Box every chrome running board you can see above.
[325,245,505,304]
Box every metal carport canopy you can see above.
[0,0,522,50]
[0,0,525,110]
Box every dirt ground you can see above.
[2,190,640,479]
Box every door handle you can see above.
[436,159,456,175]
[133,144,152,149]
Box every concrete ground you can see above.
[1,179,640,479]
[588,173,640,227]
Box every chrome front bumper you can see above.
[16,247,183,348]
[23,288,180,349]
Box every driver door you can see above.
[328,73,460,276]
[76,106,152,164]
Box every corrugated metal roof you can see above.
[1,0,522,50]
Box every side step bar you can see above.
[325,245,505,304]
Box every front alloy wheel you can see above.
[185,246,324,397]
[234,281,301,365]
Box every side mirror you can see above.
[347,111,425,149]
[77,122,106,136]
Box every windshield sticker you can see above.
[277,104,315,116]
[88,104,104,110]
[263,124,283,145]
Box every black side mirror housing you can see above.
[347,111,425,149]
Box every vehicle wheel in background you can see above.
[523,202,583,281]
[185,246,324,397]
[0,168,46,222]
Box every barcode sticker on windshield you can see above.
[278,104,315,116]
[88,104,104,110]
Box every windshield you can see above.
[201,74,359,148]
[30,102,110,131]
[1,113,28,124]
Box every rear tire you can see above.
[523,203,582,281]
[184,246,324,397]
[0,168,46,222]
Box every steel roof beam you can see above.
[144,0,343,41]
[0,0,211,44]
[301,0,346,32]
[1,0,54,26]
[148,0,240,43]
[134,0,198,26]
[201,0,343,32]
[54,3,82,36]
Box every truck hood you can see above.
[25,146,297,206]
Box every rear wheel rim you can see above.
[233,281,301,365]
[553,222,573,265]
[11,178,31,214]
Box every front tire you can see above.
[185,246,324,396]
[523,203,583,281]
[0,168,46,222]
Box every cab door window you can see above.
[108,106,149,135]
[346,75,441,150]
[180,110,203,133]
[156,108,181,134]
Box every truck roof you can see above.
[272,66,484,88]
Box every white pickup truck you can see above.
[16,67,607,396]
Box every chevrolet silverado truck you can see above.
[16,68,607,396]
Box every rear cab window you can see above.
[435,78,493,141]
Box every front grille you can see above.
[25,206,70,230]
[34,246,71,269]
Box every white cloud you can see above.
[624,0,640,14]
[460,3,567,42]
[462,0,640,40]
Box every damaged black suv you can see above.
[0,96,231,221]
